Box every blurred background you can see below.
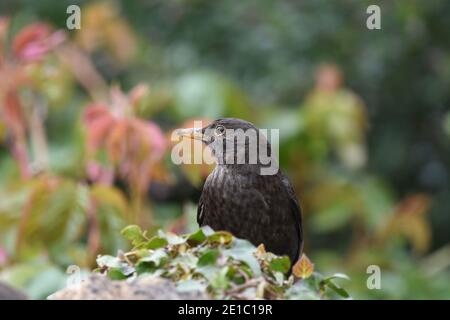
[0,0,449,299]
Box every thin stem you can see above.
[28,94,49,172]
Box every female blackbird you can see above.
[176,118,303,265]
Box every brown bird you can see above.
[176,118,303,265]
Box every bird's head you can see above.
[176,118,278,174]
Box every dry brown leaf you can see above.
[293,253,314,279]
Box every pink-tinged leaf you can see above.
[0,246,7,266]
[129,84,149,106]
[83,87,167,194]
[13,23,65,62]
[106,120,128,163]
[85,115,115,154]
[3,90,26,131]
[86,161,114,185]
[83,104,110,125]
[142,120,167,160]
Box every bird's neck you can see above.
[214,162,280,177]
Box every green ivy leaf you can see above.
[187,229,207,245]
[107,268,127,280]
[269,256,291,274]
[321,274,350,299]
[201,226,215,236]
[208,231,233,245]
[210,266,230,290]
[121,225,146,246]
[198,249,220,266]
[140,249,168,267]
[158,230,186,245]
[325,280,350,298]
[195,265,221,282]
[324,273,351,282]
[135,261,157,275]
[145,236,169,249]
[224,239,261,277]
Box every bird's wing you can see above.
[280,173,303,263]
[197,193,205,225]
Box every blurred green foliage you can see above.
[0,0,449,299]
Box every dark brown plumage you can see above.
[177,118,303,265]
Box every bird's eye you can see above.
[214,125,225,136]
